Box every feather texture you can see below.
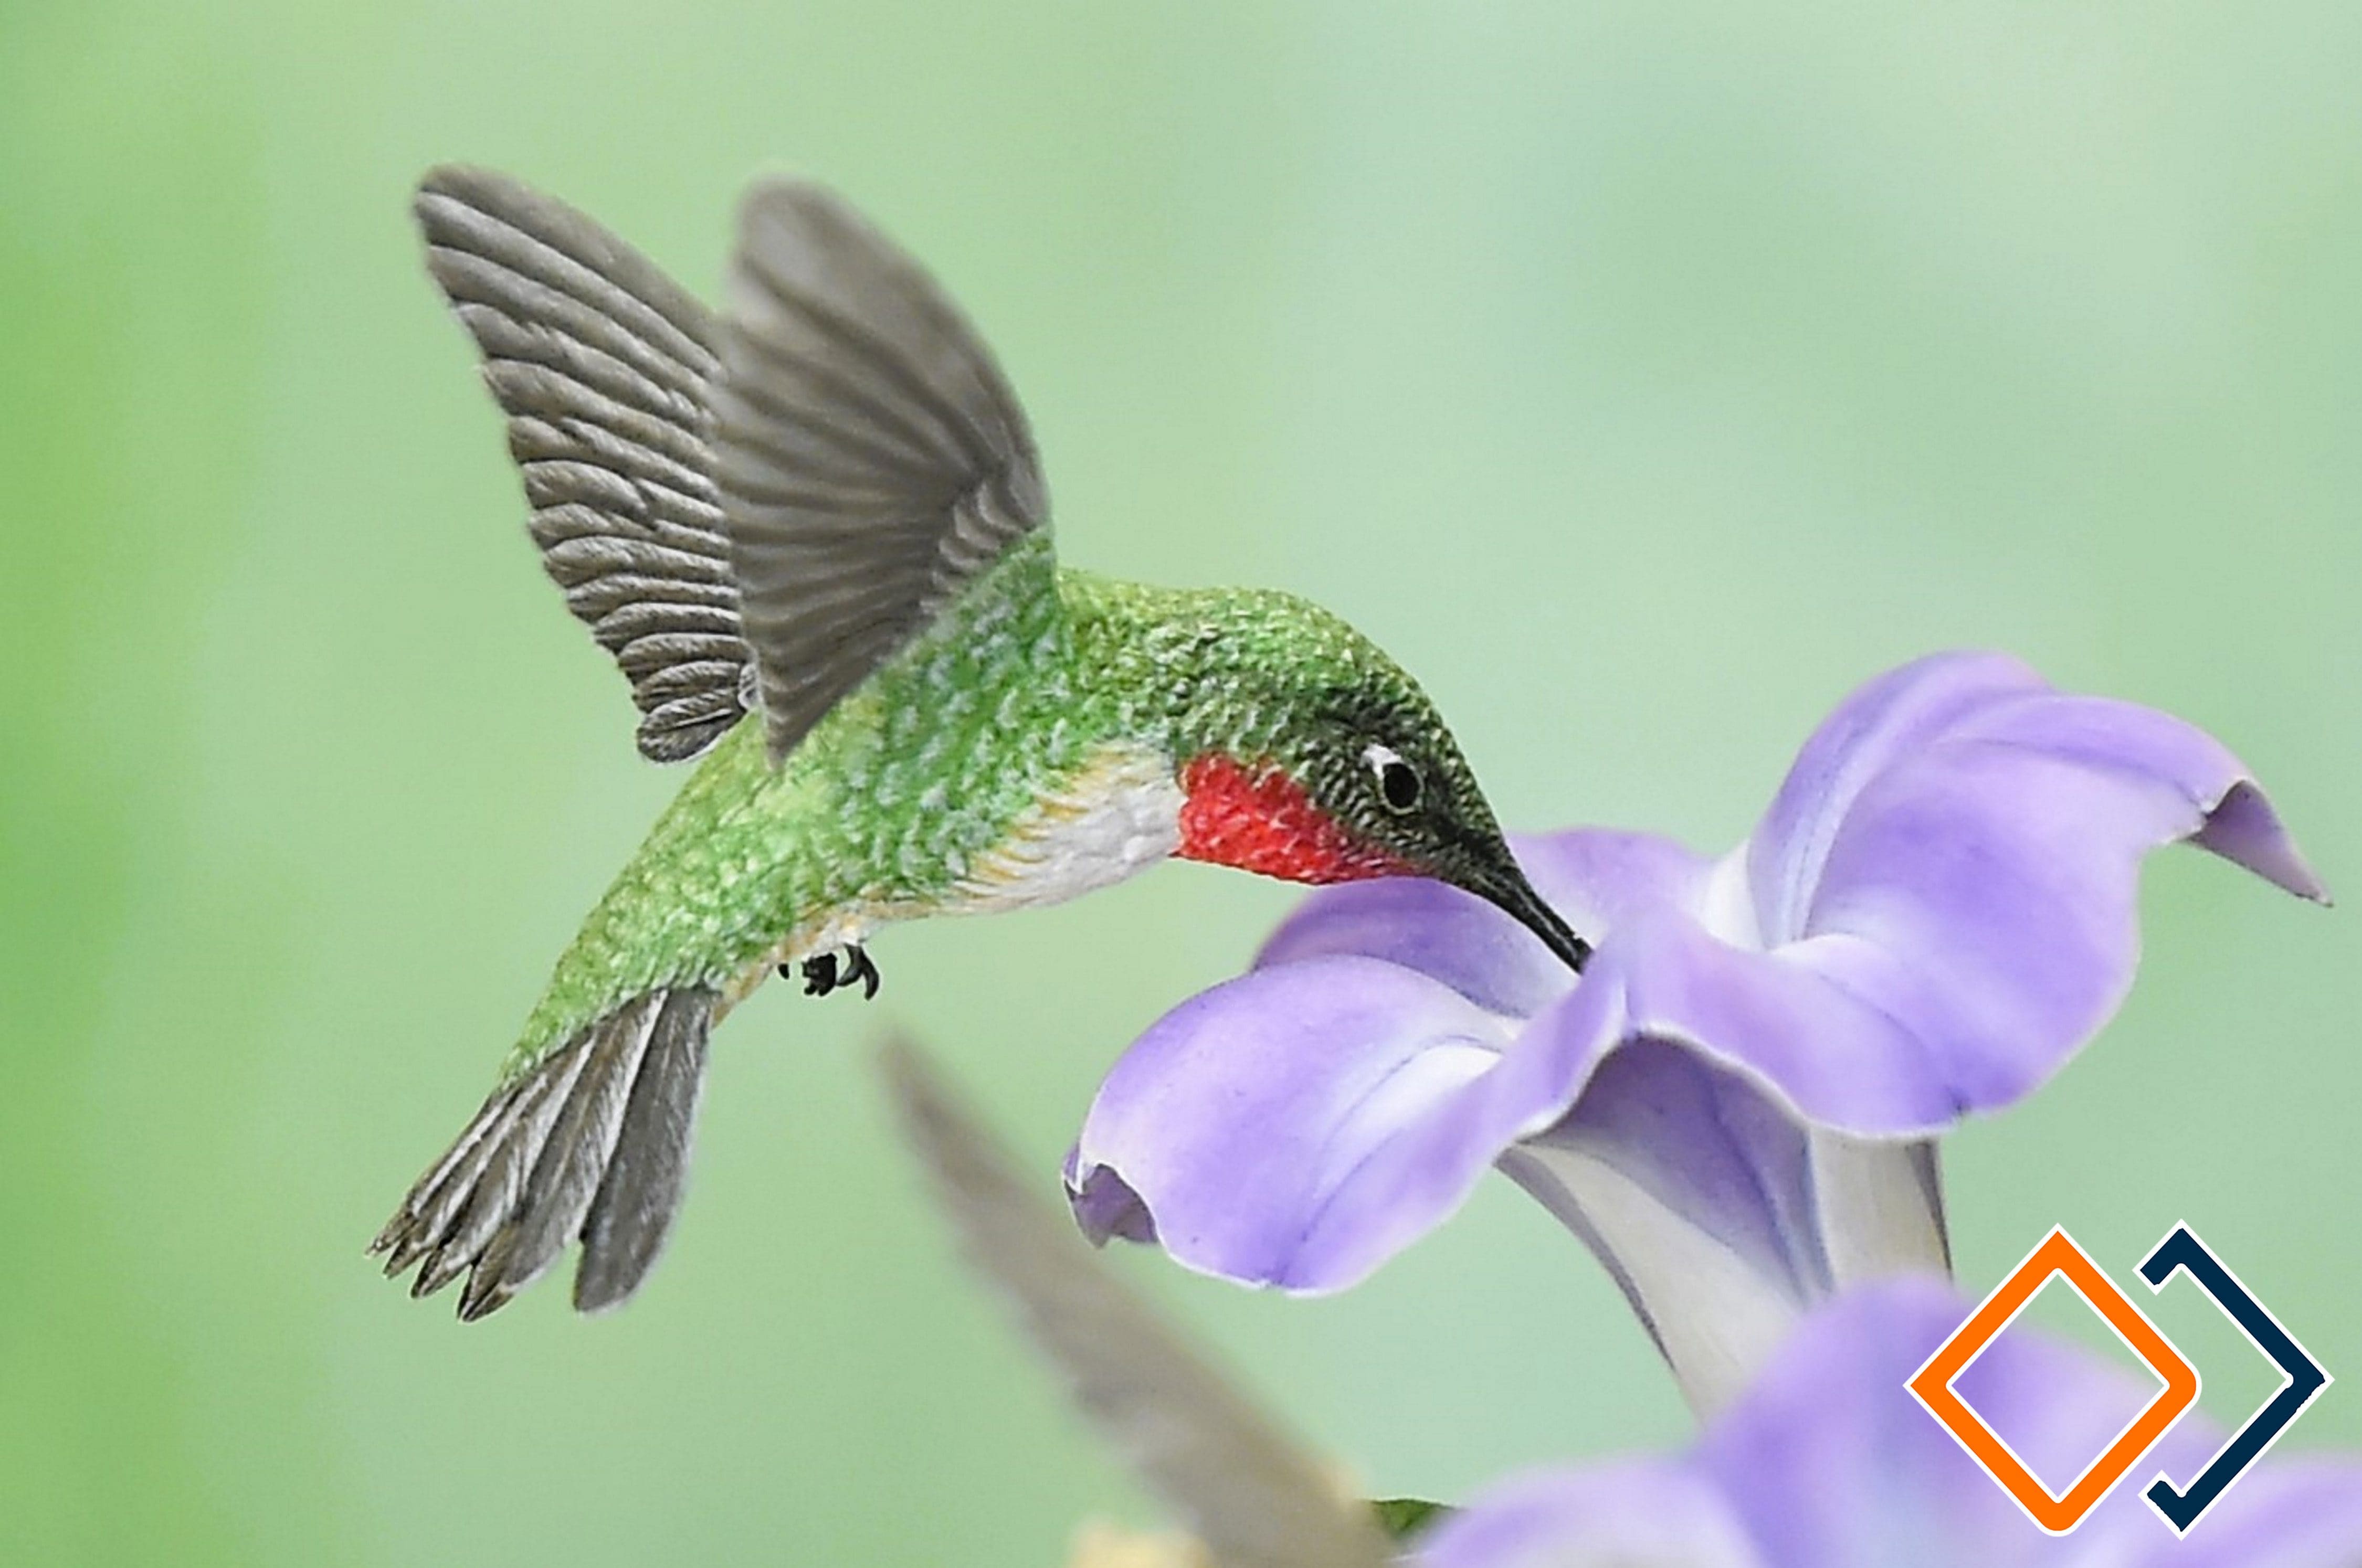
[714,180,1050,766]
[414,165,753,762]
[576,994,713,1312]
[879,1037,1391,1568]
[373,988,717,1318]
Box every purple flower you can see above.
[1415,1278,2362,1568]
[1068,653,2323,1411]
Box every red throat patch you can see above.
[1174,754,1414,885]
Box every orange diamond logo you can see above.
[1908,1227,2200,1534]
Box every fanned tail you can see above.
[371,987,717,1319]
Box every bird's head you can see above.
[1159,590,1591,974]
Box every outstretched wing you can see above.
[879,1037,1394,1568]
[414,166,754,763]
[713,181,1051,766]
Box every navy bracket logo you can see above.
[1911,1223,2331,1534]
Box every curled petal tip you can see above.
[2196,779,2331,905]
[1068,1161,1158,1248]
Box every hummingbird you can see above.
[371,165,1590,1321]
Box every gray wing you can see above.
[879,1038,1394,1568]
[415,166,754,763]
[713,181,1050,765]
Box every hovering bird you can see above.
[371,165,1590,1321]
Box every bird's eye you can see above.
[1364,743,1421,813]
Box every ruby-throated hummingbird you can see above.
[371,165,1590,1320]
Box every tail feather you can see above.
[576,995,712,1312]
[427,1041,591,1298]
[373,986,719,1319]
[458,994,662,1318]
[371,1076,524,1268]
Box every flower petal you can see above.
[1253,877,1567,1019]
[1416,1463,1766,1568]
[1952,691,2325,902]
[1426,1279,2362,1567]
[1733,653,2327,1116]
[1747,651,2051,946]
[1069,956,1542,1290]
[1747,653,2324,948]
[1066,1154,1159,1247]
[1512,830,1725,947]
[1253,831,1714,1019]
[1696,1277,2156,1564]
[1609,905,1967,1130]
[1503,1041,1948,1414]
[2110,1462,2362,1568]
[2190,782,2328,905]
[1787,740,2300,1111]
[1078,922,1960,1306]
[1086,650,2326,1391]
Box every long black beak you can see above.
[1468,861,1591,973]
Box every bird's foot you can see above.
[842,944,881,1000]
[788,942,881,1001]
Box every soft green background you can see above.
[4,1,2356,1561]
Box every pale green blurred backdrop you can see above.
[4,1,2358,1562]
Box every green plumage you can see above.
[516,534,1446,1073]
[377,164,1577,1320]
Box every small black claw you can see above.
[845,944,881,1001]
[794,945,879,1001]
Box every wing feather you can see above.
[879,1040,1393,1568]
[414,165,753,763]
[713,180,1052,765]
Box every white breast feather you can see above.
[951,745,1184,914]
